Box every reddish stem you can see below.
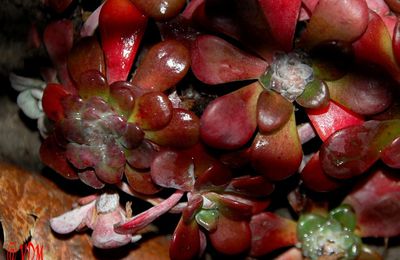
[114,190,184,234]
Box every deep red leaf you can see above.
[42,83,71,122]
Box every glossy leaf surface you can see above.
[320,120,400,179]
[109,81,137,117]
[169,218,200,260]
[250,212,297,257]
[145,108,200,148]
[191,35,268,85]
[125,139,156,169]
[307,100,364,141]
[353,11,400,82]
[132,40,190,92]
[42,83,71,122]
[344,168,400,237]
[99,0,147,83]
[258,0,301,51]
[200,82,262,149]
[295,78,330,109]
[300,0,369,49]
[132,0,186,20]
[327,69,393,115]
[67,36,105,84]
[257,89,293,134]
[77,70,109,100]
[381,137,400,168]
[300,152,344,192]
[209,214,251,255]
[250,112,302,181]
[129,92,173,130]
[125,164,160,195]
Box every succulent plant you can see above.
[8,0,400,259]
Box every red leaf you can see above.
[99,0,147,84]
[344,168,400,237]
[307,100,364,141]
[42,83,71,122]
[258,0,301,51]
[169,218,200,260]
[191,35,268,84]
[250,212,297,257]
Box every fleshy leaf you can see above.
[191,35,268,85]
[381,137,400,168]
[295,78,330,109]
[109,81,137,117]
[42,83,71,122]
[258,0,301,52]
[250,112,302,181]
[320,120,400,179]
[77,170,105,189]
[209,214,251,255]
[40,134,78,180]
[129,92,173,130]
[344,168,400,237]
[145,108,200,148]
[307,100,364,141]
[195,209,219,232]
[200,82,262,149]
[77,70,109,100]
[353,10,400,82]
[300,0,369,50]
[327,69,393,115]
[132,0,186,20]
[125,164,160,195]
[125,140,157,169]
[43,19,76,92]
[132,39,190,92]
[99,0,147,84]
[225,176,274,198]
[300,152,344,192]
[93,141,125,184]
[257,89,293,134]
[250,212,297,257]
[67,36,105,84]
[169,217,200,260]
[150,148,194,191]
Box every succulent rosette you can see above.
[9,0,400,258]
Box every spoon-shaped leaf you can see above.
[42,83,71,122]
[300,0,369,50]
[125,164,160,195]
[93,141,125,184]
[119,123,144,150]
[225,176,274,198]
[250,112,302,181]
[77,70,109,100]
[353,10,400,83]
[109,81,136,118]
[125,139,156,169]
[132,0,186,21]
[258,0,301,52]
[43,19,76,92]
[320,120,400,179]
[99,0,147,84]
[150,148,195,191]
[307,100,364,141]
[300,152,344,192]
[191,35,268,84]
[67,36,105,84]
[40,134,78,180]
[385,0,400,13]
[257,89,293,134]
[250,212,297,257]
[381,137,400,168]
[129,92,173,130]
[77,170,105,189]
[296,78,330,109]
[327,69,393,115]
[200,82,263,149]
[344,168,400,237]
[169,217,200,260]
[132,40,190,92]
[209,214,251,255]
[145,108,200,148]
